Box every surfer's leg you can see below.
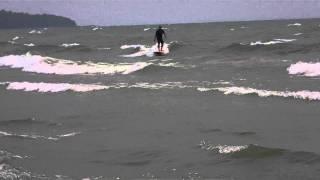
[160,40,164,51]
[157,39,161,51]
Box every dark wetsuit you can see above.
[155,28,165,49]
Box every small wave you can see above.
[168,41,182,51]
[288,23,302,27]
[249,39,296,46]
[0,130,80,141]
[0,117,37,125]
[0,130,58,141]
[144,28,151,31]
[120,44,169,57]
[23,43,35,47]
[4,82,109,93]
[57,132,81,138]
[92,27,103,31]
[29,30,43,34]
[287,61,320,77]
[233,131,256,136]
[294,33,303,36]
[0,150,27,159]
[97,47,111,50]
[7,41,16,44]
[0,53,151,75]
[199,140,248,154]
[129,82,193,90]
[60,43,80,47]
[198,86,320,101]
[199,140,286,158]
[12,36,20,41]
[1,81,231,93]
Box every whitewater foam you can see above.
[288,23,302,27]
[293,33,303,36]
[24,43,35,47]
[0,130,58,141]
[57,132,81,137]
[29,30,42,34]
[7,41,16,44]
[61,43,80,47]
[1,81,231,93]
[12,36,20,41]
[0,53,151,75]
[5,82,109,93]
[0,130,80,141]
[249,39,296,46]
[121,44,169,57]
[92,27,103,31]
[198,86,320,101]
[287,61,320,77]
[199,140,248,154]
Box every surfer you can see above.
[154,25,166,51]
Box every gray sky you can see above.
[1,0,320,26]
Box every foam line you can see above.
[198,86,320,101]
[0,53,151,75]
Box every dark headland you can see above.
[0,10,77,28]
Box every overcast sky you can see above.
[1,0,320,26]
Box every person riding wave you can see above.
[154,25,167,52]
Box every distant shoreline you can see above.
[0,10,319,30]
[82,17,320,28]
[0,10,77,29]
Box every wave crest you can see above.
[5,82,109,93]
[0,130,80,141]
[198,86,320,101]
[199,140,248,154]
[0,53,151,75]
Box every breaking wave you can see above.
[0,53,151,75]
[249,39,296,46]
[198,86,320,101]
[287,61,320,77]
[29,29,43,34]
[0,81,231,93]
[12,36,20,41]
[4,82,109,93]
[288,23,302,27]
[0,130,80,141]
[92,27,103,31]
[120,43,170,57]
[199,140,320,162]
[199,140,248,154]
[0,150,32,179]
[199,140,284,158]
[60,43,80,47]
[23,43,35,47]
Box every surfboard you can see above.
[154,51,165,56]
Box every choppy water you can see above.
[1,19,320,179]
